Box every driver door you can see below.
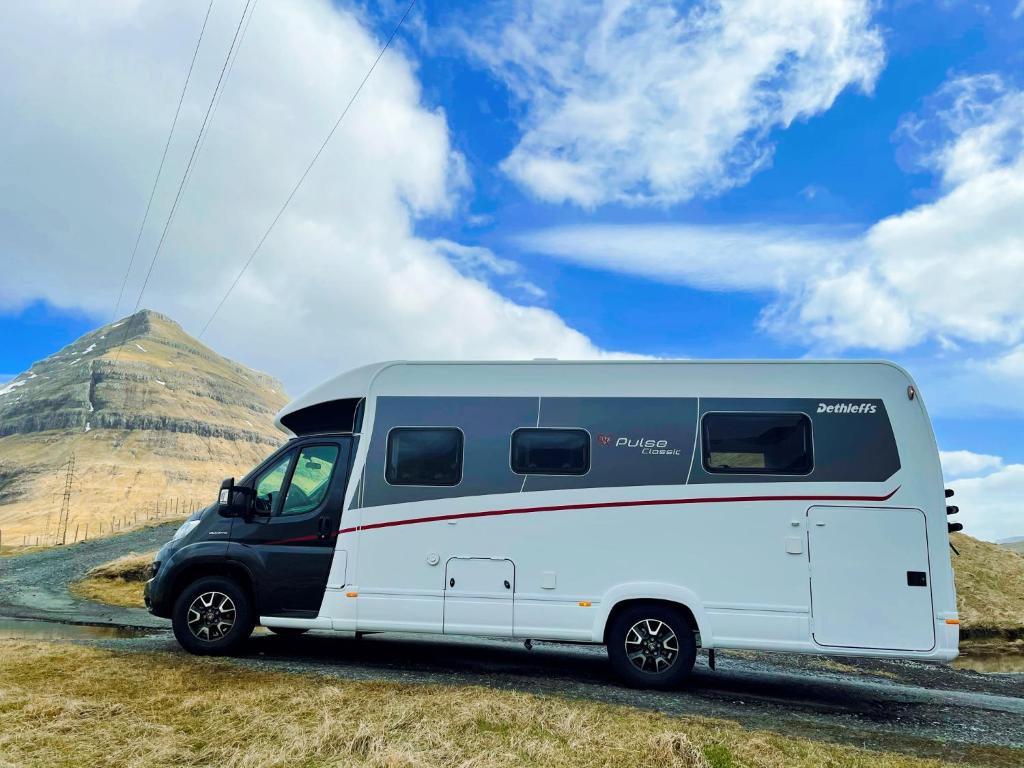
[231,437,354,617]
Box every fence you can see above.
[0,496,205,551]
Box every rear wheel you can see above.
[172,576,254,655]
[607,604,696,689]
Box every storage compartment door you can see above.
[808,506,935,651]
[443,558,514,637]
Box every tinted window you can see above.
[281,445,339,516]
[254,452,293,514]
[511,428,590,475]
[702,413,812,474]
[386,428,463,486]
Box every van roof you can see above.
[275,359,915,435]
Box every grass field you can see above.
[0,639,974,768]
[951,533,1024,639]
[69,551,155,607]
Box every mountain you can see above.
[0,310,287,547]
[1000,538,1024,556]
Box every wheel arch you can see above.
[167,558,257,613]
[594,583,711,647]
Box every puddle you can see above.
[0,617,160,641]
[953,652,1024,674]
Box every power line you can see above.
[182,0,260,197]
[111,0,215,324]
[199,0,418,338]
[113,0,254,365]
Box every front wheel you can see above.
[172,576,254,655]
[607,604,696,689]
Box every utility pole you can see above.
[56,453,76,546]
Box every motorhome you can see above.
[145,360,961,688]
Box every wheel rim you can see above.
[624,619,679,674]
[186,591,236,641]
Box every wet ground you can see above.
[1,528,1022,766]
[954,649,1024,673]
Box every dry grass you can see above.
[0,429,276,547]
[69,551,155,608]
[951,533,1024,638]
[0,639,977,768]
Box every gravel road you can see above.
[0,522,175,626]
[1,529,1022,766]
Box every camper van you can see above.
[145,360,961,688]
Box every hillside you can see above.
[1000,537,1024,556]
[952,533,1024,640]
[0,310,287,547]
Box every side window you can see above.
[254,452,294,514]
[511,428,590,475]
[386,428,463,486]
[702,413,813,474]
[281,445,340,516]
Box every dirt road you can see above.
[1,529,1021,766]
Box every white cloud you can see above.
[949,464,1024,542]
[0,0,616,392]
[457,0,884,207]
[522,74,1024,355]
[432,238,546,301]
[986,345,1024,379]
[939,449,1003,480]
[520,223,854,292]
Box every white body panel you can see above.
[808,506,935,651]
[272,360,959,662]
[444,558,515,636]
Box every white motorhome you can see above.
[146,360,961,688]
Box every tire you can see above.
[171,575,254,656]
[267,626,308,637]
[606,603,697,689]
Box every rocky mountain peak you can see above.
[0,309,287,443]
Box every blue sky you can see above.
[408,0,1024,470]
[0,1,1022,537]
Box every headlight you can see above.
[171,519,200,541]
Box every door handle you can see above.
[317,517,332,539]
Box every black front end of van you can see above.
[144,433,355,646]
[143,503,230,618]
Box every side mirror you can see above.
[218,478,252,516]
[218,478,236,515]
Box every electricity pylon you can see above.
[56,453,76,546]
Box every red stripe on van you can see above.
[266,487,900,545]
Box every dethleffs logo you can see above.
[598,434,681,455]
[817,402,877,414]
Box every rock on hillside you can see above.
[0,310,288,546]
